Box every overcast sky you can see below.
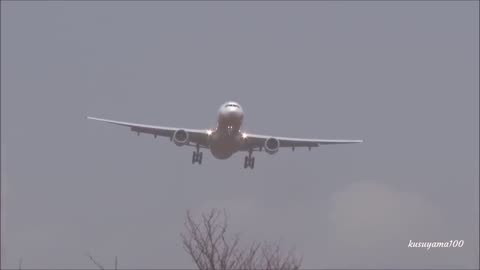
[1,1,478,269]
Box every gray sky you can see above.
[1,1,478,269]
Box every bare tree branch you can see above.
[85,252,105,270]
[182,208,302,270]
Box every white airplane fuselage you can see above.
[209,101,246,159]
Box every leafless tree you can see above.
[181,208,302,270]
[85,253,104,270]
[85,253,117,270]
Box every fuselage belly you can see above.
[209,132,244,159]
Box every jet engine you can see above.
[264,137,280,154]
[173,129,189,146]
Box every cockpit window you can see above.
[225,104,240,108]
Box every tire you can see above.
[244,156,248,168]
[198,152,203,165]
[250,157,255,169]
[192,151,196,164]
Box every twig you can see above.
[85,252,104,270]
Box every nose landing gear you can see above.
[192,144,203,165]
[227,126,234,136]
[243,149,255,169]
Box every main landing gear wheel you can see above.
[243,149,255,169]
[192,144,203,165]
[192,151,203,164]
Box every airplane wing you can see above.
[87,117,210,147]
[242,133,363,151]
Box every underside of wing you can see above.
[87,117,177,136]
[243,133,363,150]
[278,137,364,147]
[87,117,209,146]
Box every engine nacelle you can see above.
[173,129,189,146]
[264,137,280,154]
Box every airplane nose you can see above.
[218,105,243,129]
[225,108,241,118]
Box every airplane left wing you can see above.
[242,133,363,151]
[86,117,210,146]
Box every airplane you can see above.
[87,101,363,169]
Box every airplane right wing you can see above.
[86,117,210,146]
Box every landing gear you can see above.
[192,151,203,164]
[227,126,233,136]
[192,144,203,165]
[243,149,255,169]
